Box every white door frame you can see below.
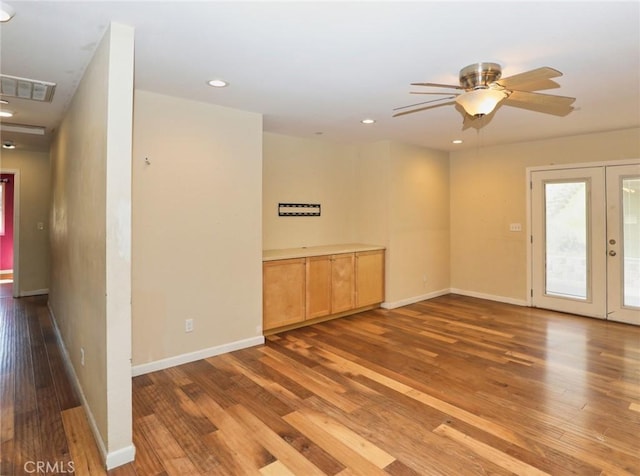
[526,158,640,312]
[606,163,640,324]
[0,168,20,298]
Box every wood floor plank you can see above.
[206,356,346,475]
[259,460,297,476]
[257,348,360,413]
[61,407,106,476]
[130,428,167,476]
[4,293,640,475]
[227,404,328,476]
[138,381,220,473]
[38,307,81,411]
[180,382,276,472]
[293,408,395,468]
[283,410,389,475]
[136,414,201,476]
[433,423,551,476]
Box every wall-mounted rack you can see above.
[278,203,321,217]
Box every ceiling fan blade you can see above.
[506,90,576,107]
[508,78,561,92]
[411,82,464,90]
[392,100,456,117]
[504,100,574,117]
[410,91,459,95]
[393,96,456,112]
[497,67,562,89]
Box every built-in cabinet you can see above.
[263,244,385,333]
[355,249,385,307]
[262,258,306,329]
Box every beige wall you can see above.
[450,128,640,303]
[132,90,263,367]
[263,132,358,249]
[264,135,450,307]
[353,141,450,306]
[387,142,450,305]
[0,149,50,294]
[49,23,134,467]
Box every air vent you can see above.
[0,74,56,102]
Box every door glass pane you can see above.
[545,181,588,299]
[622,177,640,307]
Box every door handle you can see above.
[609,250,617,256]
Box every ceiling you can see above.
[1,1,639,153]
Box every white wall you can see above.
[132,90,263,370]
[450,127,640,303]
[49,23,134,468]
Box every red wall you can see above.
[0,174,14,270]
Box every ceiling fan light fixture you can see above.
[0,2,15,22]
[455,88,507,117]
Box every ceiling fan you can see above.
[393,62,576,121]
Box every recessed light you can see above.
[0,110,14,118]
[452,139,463,144]
[361,118,375,124]
[207,79,228,88]
[2,141,15,149]
[0,99,8,105]
[0,2,15,22]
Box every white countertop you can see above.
[263,243,385,261]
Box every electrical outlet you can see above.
[185,319,194,333]
[80,347,85,366]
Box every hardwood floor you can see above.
[1,294,639,475]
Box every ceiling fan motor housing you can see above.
[459,62,502,90]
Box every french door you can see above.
[531,163,640,325]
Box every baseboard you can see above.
[132,335,265,377]
[47,302,135,469]
[105,444,136,470]
[381,288,451,309]
[20,288,49,297]
[449,288,528,307]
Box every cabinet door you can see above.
[356,250,385,307]
[331,253,355,313]
[263,258,306,330]
[306,256,332,319]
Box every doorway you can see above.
[0,169,19,298]
[0,173,15,298]
[530,161,640,325]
